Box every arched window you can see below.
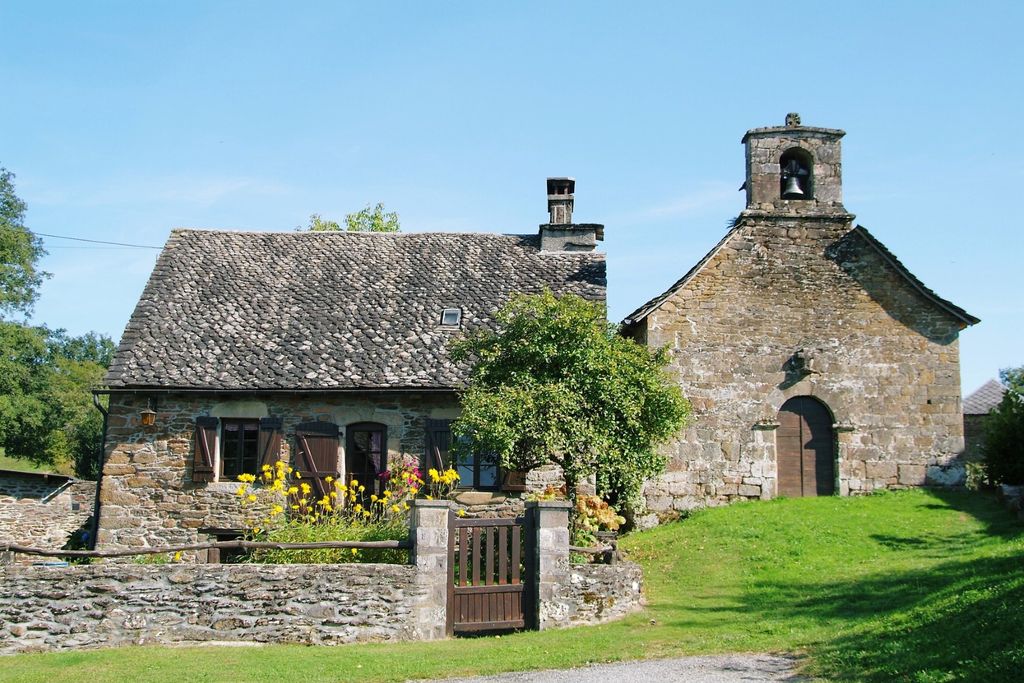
[346,422,387,496]
[779,148,814,200]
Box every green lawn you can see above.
[0,451,63,475]
[4,489,1022,682]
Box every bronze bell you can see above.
[782,176,804,198]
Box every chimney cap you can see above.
[546,177,575,195]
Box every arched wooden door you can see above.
[777,397,835,497]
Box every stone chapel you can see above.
[621,114,978,519]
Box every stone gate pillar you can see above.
[526,500,572,630]
[410,499,450,640]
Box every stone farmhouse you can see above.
[623,114,978,518]
[95,180,605,550]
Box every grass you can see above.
[0,451,55,474]
[3,489,1022,682]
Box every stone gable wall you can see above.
[98,392,461,550]
[635,218,966,518]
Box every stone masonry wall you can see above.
[0,474,95,557]
[563,562,644,626]
[635,217,967,518]
[0,562,419,654]
[98,392,461,550]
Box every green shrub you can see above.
[983,388,1024,485]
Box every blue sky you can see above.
[1,1,1020,394]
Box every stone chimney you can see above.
[547,177,575,224]
[539,177,604,252]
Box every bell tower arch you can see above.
[741,112,847,216]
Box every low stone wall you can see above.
[0,562,420,654]
[563,562,644,625]
[0,501,645,654]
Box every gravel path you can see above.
[416,653,811,682]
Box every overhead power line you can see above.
[34,231,162,249]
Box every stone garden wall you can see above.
[0,500,644,654]
[0,562,420,654]
[564,562,644,625]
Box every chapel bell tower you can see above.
[741,113,848,216]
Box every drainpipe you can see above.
[89,391,109,551]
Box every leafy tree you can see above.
[450,290,690,516]
[0,166,48,318]
[983,366,1024,485]
[0,323,113,478]
[303,203,401,233]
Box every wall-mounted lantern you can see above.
[140,397,157,426]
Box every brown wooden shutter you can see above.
[192,416,219,483]
[424,419,452,470]
[294,421,340,501]
[258,417,283,468]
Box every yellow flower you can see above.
[300,482,311,495]
[299,498,308,506]
[291,504,299,510]
[382,489,390,498]
[247,494,257,503]
[391,504,400,513]
[295,471,301,479]
[403,502,409,511]
[350,478,359,487]
[358,485,365,492]
[337,483,347,492]
[286,466,294,474]
[410,486,419,494]
[354,504,363,513]
[270,504,284,516]
[426,495,433,500]
[288,486,299,495]
[350,548,359,556]
[325,475,334,484]
[262,463,272,471]
[330,491,338,498]
[235,485,247,497]
[362,510,370,517]
[370,494,378,502]
[456,509,467,517]
[173,551,182,562]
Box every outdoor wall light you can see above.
[140,397,157,426]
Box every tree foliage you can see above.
[0,166,48,318]
[0,322,114,478]
[0,168,113,478]
[983,366,1024,485]
[304,203,401,233]
[450,290,690,515]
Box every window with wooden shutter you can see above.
[424,419,452,471]
[221,419,260,478]
[294,421,340,502]
[192,416,219,483]
[425,419,512,491]
[346,422,387,497]
[257,417,283,468]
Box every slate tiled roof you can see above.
[622,222,979,328]
[105,230,606,390]
[963,379,1007,415]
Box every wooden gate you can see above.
[446,513,534,635]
